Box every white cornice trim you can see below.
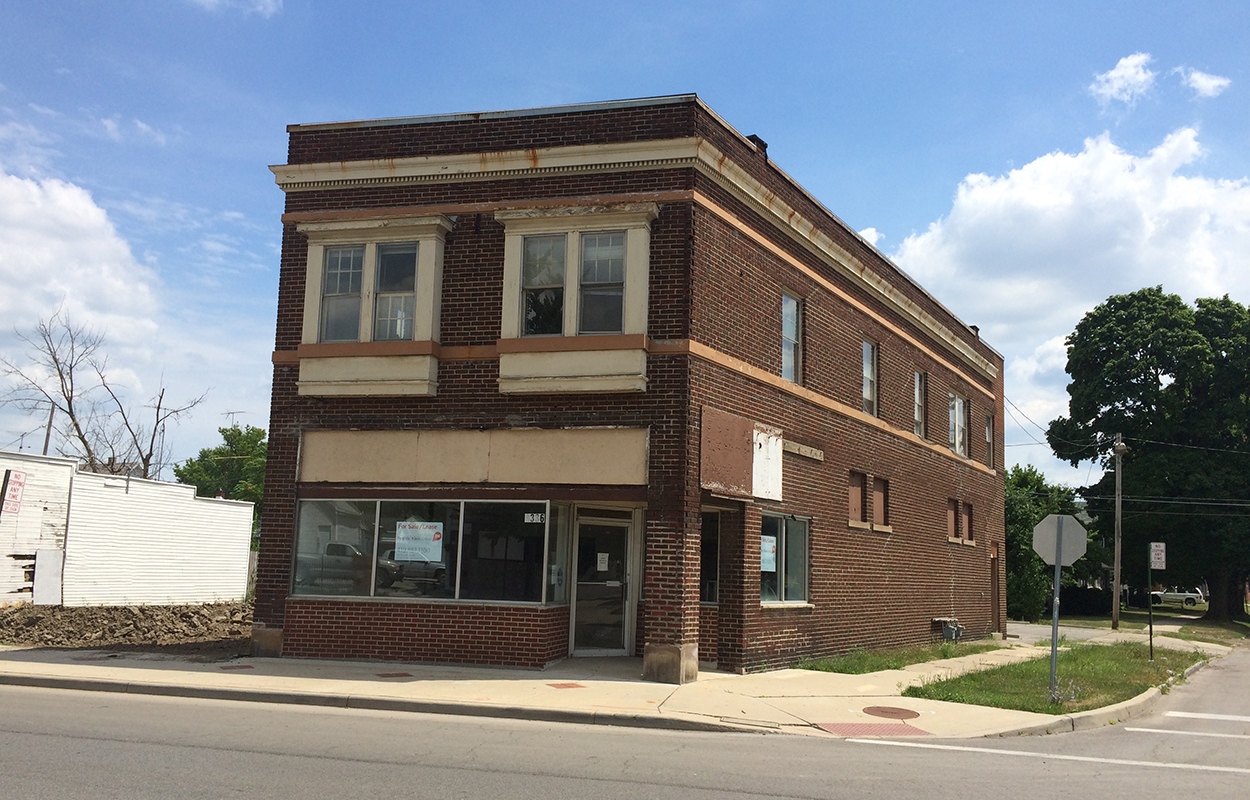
[272,138,996,380]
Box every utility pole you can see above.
[42,405,55,455]
[1111,434,1129,629]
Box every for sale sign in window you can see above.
[396,520,443,562]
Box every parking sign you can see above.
[1150,542,1166,570]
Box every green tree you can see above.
[1047,288,1250,621]
[174,425,267,522]
[1005,465,1079,622]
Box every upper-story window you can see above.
[298,215,452,348]
[580,232,626,334]
[781,293,802,382]
[949,392,969,456]
[522,234,567,336]
[913,371,927,437]
[862,340,878,416]
[373,243,418,341]
[320,246,365,342]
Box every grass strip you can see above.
[797,641,1003,675]
[902,641,1205,714]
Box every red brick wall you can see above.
[699,605,718,663]
[283,600,569,667]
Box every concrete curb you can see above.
[0,672,746,734]
[993,656,1210,737]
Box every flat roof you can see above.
[286,94,700,133]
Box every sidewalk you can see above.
[0,624,1228,739]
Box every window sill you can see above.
[947,536,976,547]
[296,341,438,397]
[760,601,814,610]
[872,524,893,534]
[497,335,648,394]
[847,520,872,530]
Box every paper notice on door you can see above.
[597,552,609,572]
[760,534,777,572]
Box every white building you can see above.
[1,450,253,606]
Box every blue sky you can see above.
[1,1,1248,486]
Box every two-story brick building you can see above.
[253,95,1005,683]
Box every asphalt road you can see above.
[1,648,1246,800]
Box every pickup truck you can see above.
[295,543,403,590]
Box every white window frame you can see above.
[862,340,878,416]
[497,204,657,340]
[297,216,453,346]
[949,392,969,456]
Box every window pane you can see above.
[321,294,361,343]
[376,243,417,292]
[293,500,376,597]
[459,502,547,602]
[581,232,625,284]
[781,294,800,382]
[914,372,926,437]
[578,285,624,333]
[782,339,796,382]
[700,512,719,603]
[760,515,781,602]
[374,501,460,599]
[324,246,363,294]
[374,293,416,341]
[784,518,807,602]
[782,294,798,340]
[523,235,566,287]
[524,287,564,335]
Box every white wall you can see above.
[0,452,75,600]
[62,471,253,606]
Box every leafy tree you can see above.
[1005,465,1079,622]
[1,312,204,479]
[1047,288,1250,621]
[174,425,267,521]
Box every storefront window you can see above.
[375,501,460,598]
[292,500,378,597]
[458,502,548,602]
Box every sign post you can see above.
[1148,542,1165,660]
[1033,514,1087,700]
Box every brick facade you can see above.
[256,95,1005,681]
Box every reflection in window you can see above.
[862,340,878,416]
[375,501,459,598]
[760,515,808,603]
[523,234,566,336]
[782,293,801,382]
[459,502,548,602]
[373,243,417,341]
[546,503,572,604]
[292,500,376,596]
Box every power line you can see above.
[1124,436,1250,456]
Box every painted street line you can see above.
[1165,711,1250,723]
[848,739,1250,775]
[1125,727,1250,740]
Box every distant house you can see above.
[0,450,253,606]
[256,95,1005,682]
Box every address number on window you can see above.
[524,513,546,523]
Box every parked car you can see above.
[295,543,404,589]
[382,549,446,585]
[1151,586,1205,607]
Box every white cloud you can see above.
[893,127,1250,485]
[1090,53,1155,106]
[99,115,121,141]
[0,120,58,175]
[1181,68,1231,98]
[858,227,882,246]
[133,119,167,146]
[187,0,282,17]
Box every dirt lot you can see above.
[0,601,252,661]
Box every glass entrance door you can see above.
[574,522,628,652]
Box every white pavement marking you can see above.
[1165,711,1250,723]
[1125,727,1250,740]
[848,739,1250,775]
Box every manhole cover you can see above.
[862,705,920,720]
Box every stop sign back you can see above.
[1032,514,1087,566]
